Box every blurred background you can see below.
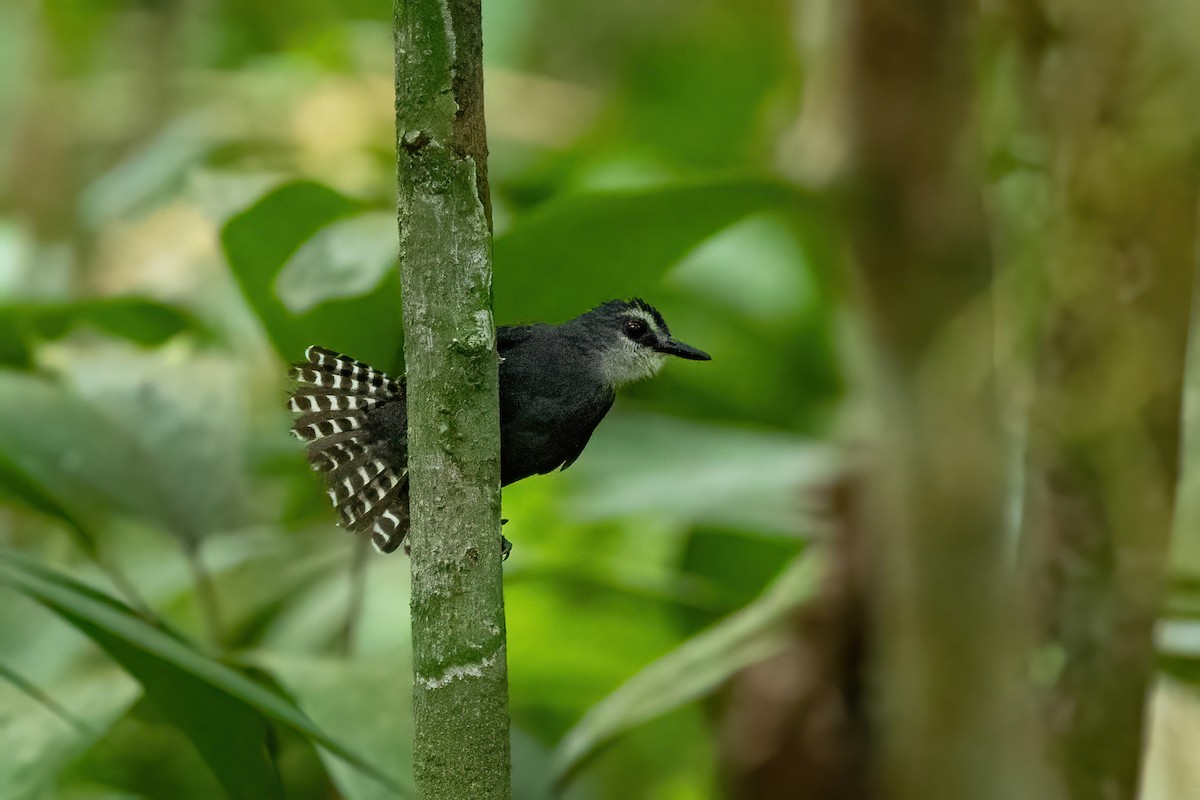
[0,0,1198,798]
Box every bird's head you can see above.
[577,298,711,387]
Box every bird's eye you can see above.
[623,319,648,339]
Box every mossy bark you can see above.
[1000,3,1200,797]
[845,2,1053,798]
[394,0,510,797]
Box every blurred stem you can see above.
[844,1,1052,798]
[183,540,223,650]
[1000,3,1200,797]
[0,661,94,736]
[339,536,371,657]
[395,0,511,796]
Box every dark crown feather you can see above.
[588,297,670,334]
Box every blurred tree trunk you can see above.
[718,474,871,800]
[1000,2,1200,798]
[843,1,1054,799]
[394,0,511,797]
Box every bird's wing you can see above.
[556,391,615,473]
[497,324,538,354]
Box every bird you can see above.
[287,298,711,557]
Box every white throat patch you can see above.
[598,307,668,387]
[600,339,666,386]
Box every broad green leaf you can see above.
[0,656,136,799]
[58,351,249,547]
[0,581,141,798]
[665,212,817,322]
[492,178,814,323]
[562,413,836,535]
[276,211,397,314]
[259,654,416,800]
[549,551,822,788]
[0,367,246,561]
[0,356,242,568]
[222,182,403,372]
[0,552,405,796]
[0,555,282,799]
[0,371,183,534]
[0,297,207,368]
[0,450,97,556]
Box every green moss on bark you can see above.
[395,0,510,796]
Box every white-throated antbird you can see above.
[288,298,710,557]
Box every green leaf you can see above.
[258,654,416,800]
[0,660,94,736]
[0,361,250,573]
[276,211,397,314]
[0,450,149,632]
[0,554,282,799]
[0,297,208,368]
[0,655,136,799]
[0,450,97,556]
[0,552,406,796]
[563,413,837,535]
[221,182,403,372]
[0,371,185,536]
[0,372,166,516]
[60,351,250,546]
[549,551,822,789]
[492,178,814,323]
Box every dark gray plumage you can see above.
[287,298,710,555]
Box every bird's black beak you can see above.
[656,338,711,361]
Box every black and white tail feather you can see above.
[288,346,410,554]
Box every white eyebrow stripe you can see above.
[626,307,663,336]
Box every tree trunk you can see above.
[394,0,511,796]
[844,1,1055,798]
[1000,2,1200,797]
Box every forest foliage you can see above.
[1,0,1199,798]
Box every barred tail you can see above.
[288,346,410,554]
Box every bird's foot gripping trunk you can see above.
[288,346,410,554]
